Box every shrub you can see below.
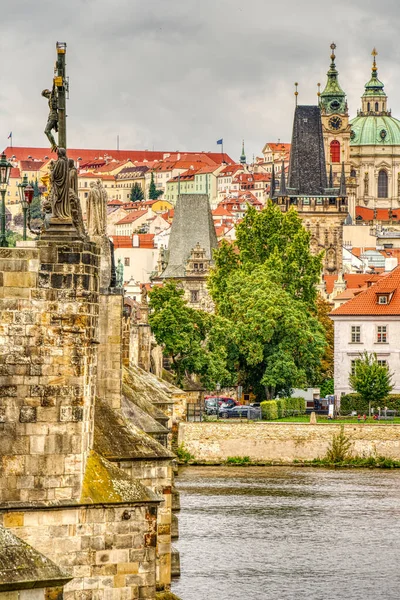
[325,426,352,463]
[282,397,305,415]
[261,400,278,420]
[340,393,400,414]
[175,443,194,463]
[226,456,251,465]
[276,398,286,418]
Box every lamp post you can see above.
[22,183,34,241]
[18,174,29,240]
[0,153,13,247]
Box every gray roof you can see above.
[0,527,72,591]
[160,194,218,278]
[287,105,328,195]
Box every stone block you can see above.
[3,511,24,527]
[19,406,37,423]
[3,271,36,288]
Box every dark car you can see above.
[219,405,262,419]
[204,397,237,415]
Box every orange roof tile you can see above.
[115,209,148,225]
[331,267,400,316]
[356,206,400,222]
[112,233,155,248]
[324,273,383,295]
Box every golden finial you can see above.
[372,47,378,73]
[294,82,298,106]
[317,82,321,98]
[330,42,336,62]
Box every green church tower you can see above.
[319,42,347,116]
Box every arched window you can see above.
[330,140,340,163]
[350,168,356,177]
[375,102,379,112]
[378,170,388,198]
[367,102,370,111]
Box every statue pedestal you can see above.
[40,217,80,241]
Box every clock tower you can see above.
[320,43,351,186]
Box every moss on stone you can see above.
[121,395,169,436]
[80,450,161,504]
[155,592,182,600]
[0,526,72,591]
[94,398,174,461]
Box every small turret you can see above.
[270,162,276,198]
[240,140,246,165]
[361,48,388,115]
[279,160,287,195]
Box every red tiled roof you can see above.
[331,267,400,316]
[356,206,400,222]
[112,233,155,249]
[218,164,243,176]
[324,273,382,295]
[115,209,148,225]
[265,143,291,153]
[107,199,124,206]
[20,160,44,171]
[212,205,233,217]
[10,167,20,178]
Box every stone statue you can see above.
[42,84,58,151]
[49,148,71,220]
[364,172,369,196]
[68,159,86,239]
[141,285,148,305]
[116,258,124,288]
[87,179,107,237]
[109,238,117,287]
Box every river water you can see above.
[172,466,400,600]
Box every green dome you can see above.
[350,114,400,145]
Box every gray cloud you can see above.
[1,0,400,162]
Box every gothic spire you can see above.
[329,163,333,188]
[240,140,246,165]
[339,161,346,196]
[280,160,287,195]
[270,162,276,198]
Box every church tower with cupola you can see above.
[320,43,351,187]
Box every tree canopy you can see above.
[349,351,393,409]
[130,182,144,202]
[149,282,233,388]
[148,172,163,200]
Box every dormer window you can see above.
[378,295,388,304]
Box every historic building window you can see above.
[191,290,199,303]
[378,170,388,198]
[351,325,361,343]
[376,325,387,343]
[330,140,340,163]
[124,257,130,267]
[350,360,359,376]
[350,169,356,177]
[367,102,370,111]
[377,360,388,369]
[375,102,379,112]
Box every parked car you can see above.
[219,405,262,419]
[204,397,237,415]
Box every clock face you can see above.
[329,116,342,130]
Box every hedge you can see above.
[261,400,278,420]
[340,394,400,414]
[261,398,306,420]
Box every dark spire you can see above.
[270,162,276,198]
[329,163,333,188]
[280,160,287,195]
[240,140,246,165]
[339,161,346,196]
[287,105,328,194]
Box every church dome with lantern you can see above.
[350,50,400,146]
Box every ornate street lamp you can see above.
[18,174,29,240]
[0,153,13,247]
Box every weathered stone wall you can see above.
[97,293,123,409]
[178,422,400,462]
[0,242,99,503]
[0,504,158,600]
[118,460,173,587]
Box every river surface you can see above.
[172,466,400,600]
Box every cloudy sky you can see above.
[1,0,400,162]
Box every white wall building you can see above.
[331,265,400,399]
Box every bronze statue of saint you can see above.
[364,172,369,196]
[50,148,71,220]
[116,258,124,288]
[42,84,58,151]
[87,179,107,237]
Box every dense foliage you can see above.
[340,393,400,414]
[260,397,306,420]
[349,351,394,411]
[148,171,163,200]
[130,182,144,202]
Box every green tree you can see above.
[215,266,325,399]
[130,182,144,202]
[149,282,233,387]
[208,202,323,311]
[148,171,163,200]
[349,351,394,414]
